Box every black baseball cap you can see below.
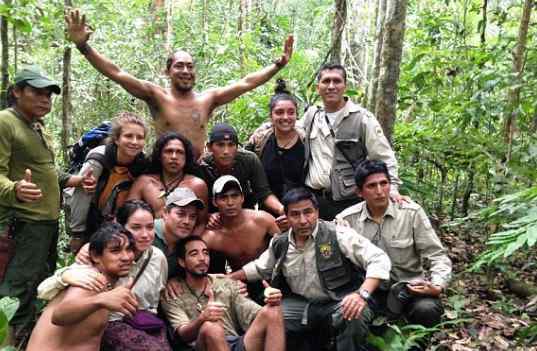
[208,123,239,144]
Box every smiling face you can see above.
[316,68,346,111]
[271,99,297,134]
[13,85,53,120]
[115,123,145,162]
[167,51,196,92]
[163,204,199,240]
[125,208,155,253]
[179,239,210,278]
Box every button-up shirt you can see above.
[336,201,452,288]
[161,275,261,337]
[243,221,391,300]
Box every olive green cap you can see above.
[14,65,61,94]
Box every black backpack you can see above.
[66,121,112,174]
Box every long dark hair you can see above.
[149,132,196,175]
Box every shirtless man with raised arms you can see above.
[26,223,138,351]
[65,10,293,159]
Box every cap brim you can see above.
[26,78,61,94]
[170,198,205,209]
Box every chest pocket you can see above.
[334,137,365,164]
[388,238,415,265]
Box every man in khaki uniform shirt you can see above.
[301,63,403,220]
[162,236,285,351]
[230,187,391,350]
[336,160,452,327]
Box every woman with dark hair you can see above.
[246,79,305,200]
[68,112,149,253]
[127,132,208,231]
[37,200,172,351]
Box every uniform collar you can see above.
[289,221,319,245]
[359,200,396,222]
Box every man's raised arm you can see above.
[209,35,294,109]
[65,9,158,102]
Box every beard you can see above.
[186,266,208,278]
[174,81,194,92]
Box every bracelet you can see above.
[273,58,285,68]
[76,42,91,55]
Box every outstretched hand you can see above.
[406,280,442,297]
[65,9,93,46]
[275,35,294,67]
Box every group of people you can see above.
[0,8,453,351]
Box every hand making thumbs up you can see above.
[262,280,282,306]
[15,168,42,202]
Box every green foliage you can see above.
[0,297,19,345]
[516,323,537,345]
[472,186,537,270]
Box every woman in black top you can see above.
[246,79,305,200]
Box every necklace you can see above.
[184,279,208,313]
[159,173,185,199]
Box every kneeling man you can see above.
[162,236,285,351]
[336,160,452,327]
[26,223,138,351]
[230,188,391,350]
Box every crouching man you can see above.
[161,236,285,351]
[26,222,138,351]
[336,160,452,327]
[229,188,391,351]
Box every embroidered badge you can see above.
[319,243,332,258]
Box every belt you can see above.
[307,187,331,199]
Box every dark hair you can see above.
[282,187,319,214]
[89,222,136,258]
[269,79,298,114]
[176,236,207,260]
[6,81,29,107]
[317,63,347,83]
[354,160,391,189]
[165,50,195,71]
[116,200,155,226]
[150,132,195,175]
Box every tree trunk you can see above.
[480,0,487,45]
[1,14,9,109]
[165,0,174,55]
[62,0,73,162]
[367,0,387,113]
[330,0,347,64]
[374,0,407,143]
[504,0,532,162]
[238,0,247,74]
[12,21,16,73]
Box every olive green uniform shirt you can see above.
[336,200,452,288]
[161,275,261,337]
[0,108,69,224]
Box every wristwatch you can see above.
[357,288,371,301]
